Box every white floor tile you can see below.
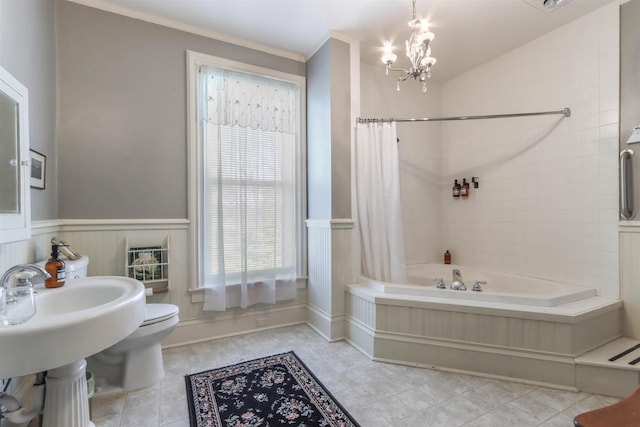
[90,324,619,427]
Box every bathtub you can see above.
[346,263,621,391]
[358,263,597,307]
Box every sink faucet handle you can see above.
[434,278,446,289]
[472,280,487,292]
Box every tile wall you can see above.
[359,63,443,265]
[440,3,620,297]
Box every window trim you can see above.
[186,50,307,290]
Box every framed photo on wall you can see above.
[29,149,46,190]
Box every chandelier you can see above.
[381,0,436,93]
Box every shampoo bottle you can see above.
[45,244,66,288]
[461,179,469,197]
[444,250,451,265]
[452,180,461,198]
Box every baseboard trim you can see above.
[306,304,345,342]
[163,303,307,348]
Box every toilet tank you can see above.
[36,255,90,279]
[65,255,90,279]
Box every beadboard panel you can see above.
[0,223,58,280]
[330,223,353,317]
[375,303,575,354]
[307,220,332,314]
[306,219,354,340]
[620,225,640,338]
[345,292,376,329]
[574,308,622,354]
[372,334,578,389]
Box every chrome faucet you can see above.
[1,264,50,288]
[472,280,486,292]
[450,269,466,291]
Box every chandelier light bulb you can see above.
[381,42,398,65]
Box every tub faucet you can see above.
[451,269,466,291]
[1,264,50,289]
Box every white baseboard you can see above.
[306,304,345,342]
[163,303,307,348]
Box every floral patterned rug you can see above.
[185,351,360,427]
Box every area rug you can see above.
[185,351,360,427]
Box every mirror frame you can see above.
[0,65,30,244]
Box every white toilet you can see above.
[53,255,180,392]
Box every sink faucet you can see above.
[1,264,50,288]
[451,268,466,291]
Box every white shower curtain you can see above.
[355,122,407,283]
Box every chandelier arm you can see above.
[385,64,410,73]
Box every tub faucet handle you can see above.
[434,278,446,289]
[472,280,486,292]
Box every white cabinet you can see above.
[0,65,30,244]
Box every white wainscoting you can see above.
[306,219,353,341]
[620,221,640,338]
[0,219,309,347]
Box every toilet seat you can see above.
[142,303,179,327]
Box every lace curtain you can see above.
[199,65,298,311]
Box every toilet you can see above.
[45,255,180,392]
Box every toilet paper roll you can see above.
[145,287,153,296]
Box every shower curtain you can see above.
[355,122,407,283]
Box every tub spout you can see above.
[451,269,466,290]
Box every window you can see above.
[187,52,306,310]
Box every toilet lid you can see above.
[142,303,179,326]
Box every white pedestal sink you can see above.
[0,276,146,427]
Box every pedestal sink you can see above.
[0,276,146,427]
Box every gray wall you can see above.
[329,39,351,220]
[306,42,332,219]
[0,0,57,221]
[621,0,640,220]
[56,1,305,219]
[306,38,351,220]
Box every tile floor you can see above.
[91,324,620,426]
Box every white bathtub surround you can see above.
[575,337,640,398]
[345,266,622,393]
[355,122,406,283]
[439,3,620,297]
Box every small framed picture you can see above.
[29,149,46,190]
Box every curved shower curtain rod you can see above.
[356,107,571,124]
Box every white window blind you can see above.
[199,65,299,311]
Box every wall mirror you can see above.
[0,65,30,244]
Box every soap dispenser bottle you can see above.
[45,244,66,288]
